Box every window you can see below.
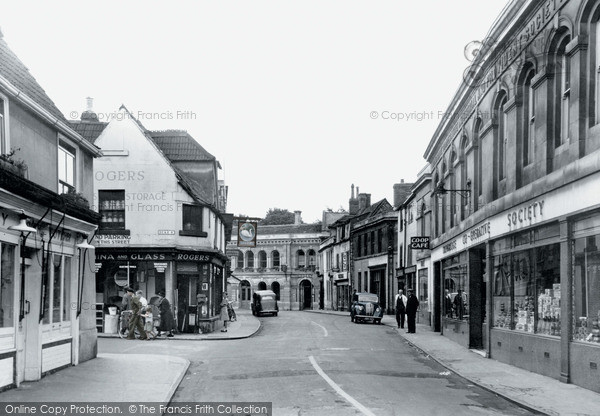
[370,231,375,254]
[0,244,15,329]
[444,261,468,321]
[236,254,244,269]
[0,96,7,154]
[525,69,536,165]
[551,31,571,148]
[474,119,483,203]
[449,150,457,228]
[245,251,254,268]
[241,280,251,301]
[573,234,600,344]
[99,190,126,230]
[297,250,305,268]
[272,251,280,268]
[495,93,508,181]
[58,141,76,194]
[459,136,468,220]
[595,20,600,124]
[258,251,267,268]
[492,244,560,335]
[42,254,71,325]
[377,229,383,253]
[181,204,204,236]
[307,249,316,269]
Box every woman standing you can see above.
[156,290,175,337]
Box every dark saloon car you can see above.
[350,292,384,324]
[252,290,279,317]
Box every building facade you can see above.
[424,0,600,393]
[78,106,230,334]
[227,212,327,311]
[0,32,100,389]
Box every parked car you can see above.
[350,292,383,324]
[252,290,279,316]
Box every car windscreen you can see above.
[261,295,274,301]
[357,294,378,303]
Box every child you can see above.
[142,305,156,340]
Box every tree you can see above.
[261,208,296,225]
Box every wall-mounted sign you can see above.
[158,230,175,235]
[237,221,257,247]
[154,262,168,273]
[96,234,131,245]
[410,237,430,250]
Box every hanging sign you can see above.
[237,221,257,247]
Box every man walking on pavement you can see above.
[394,289,407,329]
[126,287,147,340]
[406,288,419,334]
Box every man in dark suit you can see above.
[405,288,420,334]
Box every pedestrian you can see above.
[120,286,133,312]
[126,287,147,340]
[394,289,407,329]
[405,288,420,334]
[220,293,229,332]
[454,289,465,320]
[156,290,175,338]
[142,305,157,340]
[444,289,453,318]
[136,290,148,308]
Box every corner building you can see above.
[425,0,600,393]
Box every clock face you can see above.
[239,222,256,242]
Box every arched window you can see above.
[459,136,468,221]
[494,90,508,198]
[449,149,457,228]
[307,249,316,268]
[420,202,427,236]
[272,250,280,268]
[523,66,536,166]
[594,15,600,124]
[258,251,267,268]
[246,251,254,268]
[237,253,244,269]
[550,30,571,149]
[258,281,267,290]
[297,250,305,268]
[473,118,483,207]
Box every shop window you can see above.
[492,244,560,336]
[418,269,428,303]
[0,244,15,329]
[99,190,126,231]
[181,204,205,236]
[43,254,71,325]
[58,140,76,194]
[573,235,600,344]
[444,263,468,320]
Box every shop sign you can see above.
[507,200,545,231]
[237,221,257,247]
[442,240,457,254]
[158,230,175,235]
[410,237,430,249]
[461,221,491,245]
[96,234,131,245]
[96,252,170,261]
[95,263,102,272]
[154,262,168,272]
[176,253,210,262]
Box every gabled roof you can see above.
[69,120,108,144]
[353,199,394,224]
[149,130,219,167]
[0,32,66,123]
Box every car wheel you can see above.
[351,315,354,322]
[274,312,278,316]
[375,319,381,325]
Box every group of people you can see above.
[121,287,176,340]
[394,288,420,333]
[444,289,466,320]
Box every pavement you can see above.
[306,310,600,416]
[1,308,599,416]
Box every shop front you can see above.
[432,172,600,393]
[95,248,226,334]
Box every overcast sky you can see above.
[2,0,508,223]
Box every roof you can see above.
[149,130,218,166]
[0,32,67,123]
[257,223,324,235]
[69,120,108,144]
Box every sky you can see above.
[1,0,508,223]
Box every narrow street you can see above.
[100,311,536,415]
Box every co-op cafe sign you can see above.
[442,200,545,254]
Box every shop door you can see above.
[468,247,486,349]
[21,261,42,381]
[176,274,198,333]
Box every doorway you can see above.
[176,274,198,333]
[299,280,313,310]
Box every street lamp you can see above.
[432,179,472,198]
[8,212,37,322]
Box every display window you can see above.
[443,255,468,321]
[492,243,560,336]
[0,243,15,329]
[573,234,600,344]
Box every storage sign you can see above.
[410,237,430,250]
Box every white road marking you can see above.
[308,355,376,416]
[323,347,349,351]
[311,321,328,337]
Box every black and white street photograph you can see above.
[1,0,600,415]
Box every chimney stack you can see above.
[358,193,371,211]
[349,184,359,215]
[294,210,302,225]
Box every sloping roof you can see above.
[355,198,393,221]
[233,221,324,236]
[149,130,217,164]
[69,120,108,144]
[0,32,67,123]
[172,166,213,206]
